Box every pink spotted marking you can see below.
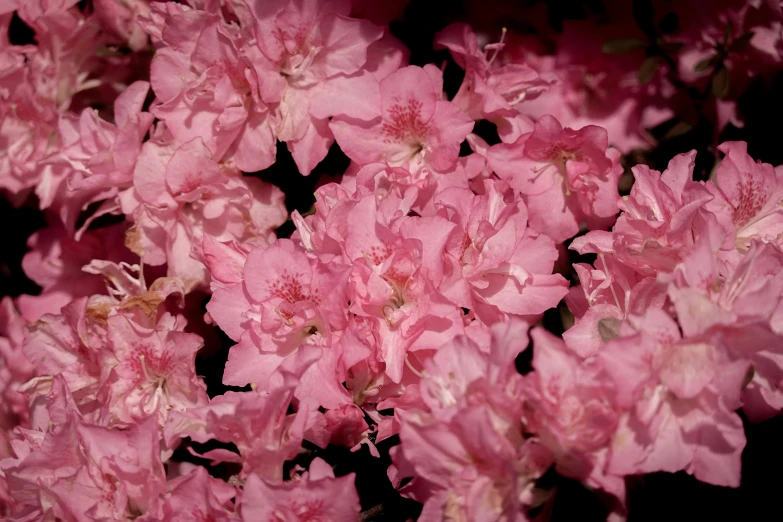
[127,341,172,384]
[274,23,311,53]
[733,179,768,228]
[208,59,251,95]
[381,99,431,145]
[542,142,583,163]
[267,270,320,304]
[384,267,410,288]
[365,244,394,265]
[177,172,203,196]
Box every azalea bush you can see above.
[2,0,783,520]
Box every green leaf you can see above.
[724,19,734,45]
[658,40,685,54]
[598,318,622,342]
[728,31,755,53]
[632,0,657,38]
[693,55,716,73]
[662,120,693,140]
[637,55,660,84]
[658,12,679,34]
[712,66,730,98]
[602,37,646,53]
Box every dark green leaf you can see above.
[658,40,685,54]
[598,318,622,342]
[712,66,730,98]
[602,37,646,53]
[662,120,693,140]
[724,19,734,45]
[693,55,716,73]
[637,55,660,84]
[728,31,755,53]
[658,12,679,34]
[632,0,657,38]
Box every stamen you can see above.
[599,253,623,315]
[530,162,555,181]
[507,90,527,105]
[404,354,424,378]
[138,354,152,381]
[485,27,508,70]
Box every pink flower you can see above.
[521,327,621,492]
[426,181,569,323]
[563,256,666,358]
[247,0,385,174]
[240,458,360,522]
[219,238,353,408]
[488,115,623,242]
[48,81,153,234]
[147,3,278,172]
[435,23,552,124]
[2,377,168,520]
[707,141,783,252]
[338,193,465,383]
[393,321,556,520]
[164,346,324,479]
[571,150,714,274]
[665,230,783,422]
[0,298,35,461]
[16,222,133,322]
[599,310,747,487]
[120,135,286,291]
[93,0,151,52]
[161,467,237,522]
[0,2,126,201]
[513,15,676,153]
[331,65,474,173]
[20,267,203,427]
[101,313,208,426]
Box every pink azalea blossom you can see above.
[219,238,353,407]
[665,230,783,422]
[2,377,168,520]
[246,0,385,174]
[426,181,569,323]
[0,298,34,464]
[145,2,278,173]
[331,65,474,173]
[0,1,130,202]
[46,81,153,234]
[17,222,133,322]
[571,150,714,274]
[435,23,552,127]
[521,327,622,497]
[120,135,286,291]
[93,0,151,52]
[394,321,555,521]
[511,14,677,153]
[599,310,747,487]
[101,313,208,426]
[240,457,360,522]
[563,256,666,358]
[164,346,324,478]
[707,141,783,252]
[488,115,623,242]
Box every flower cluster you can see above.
[2,1,783,520]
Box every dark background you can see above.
[3,1,783,520]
